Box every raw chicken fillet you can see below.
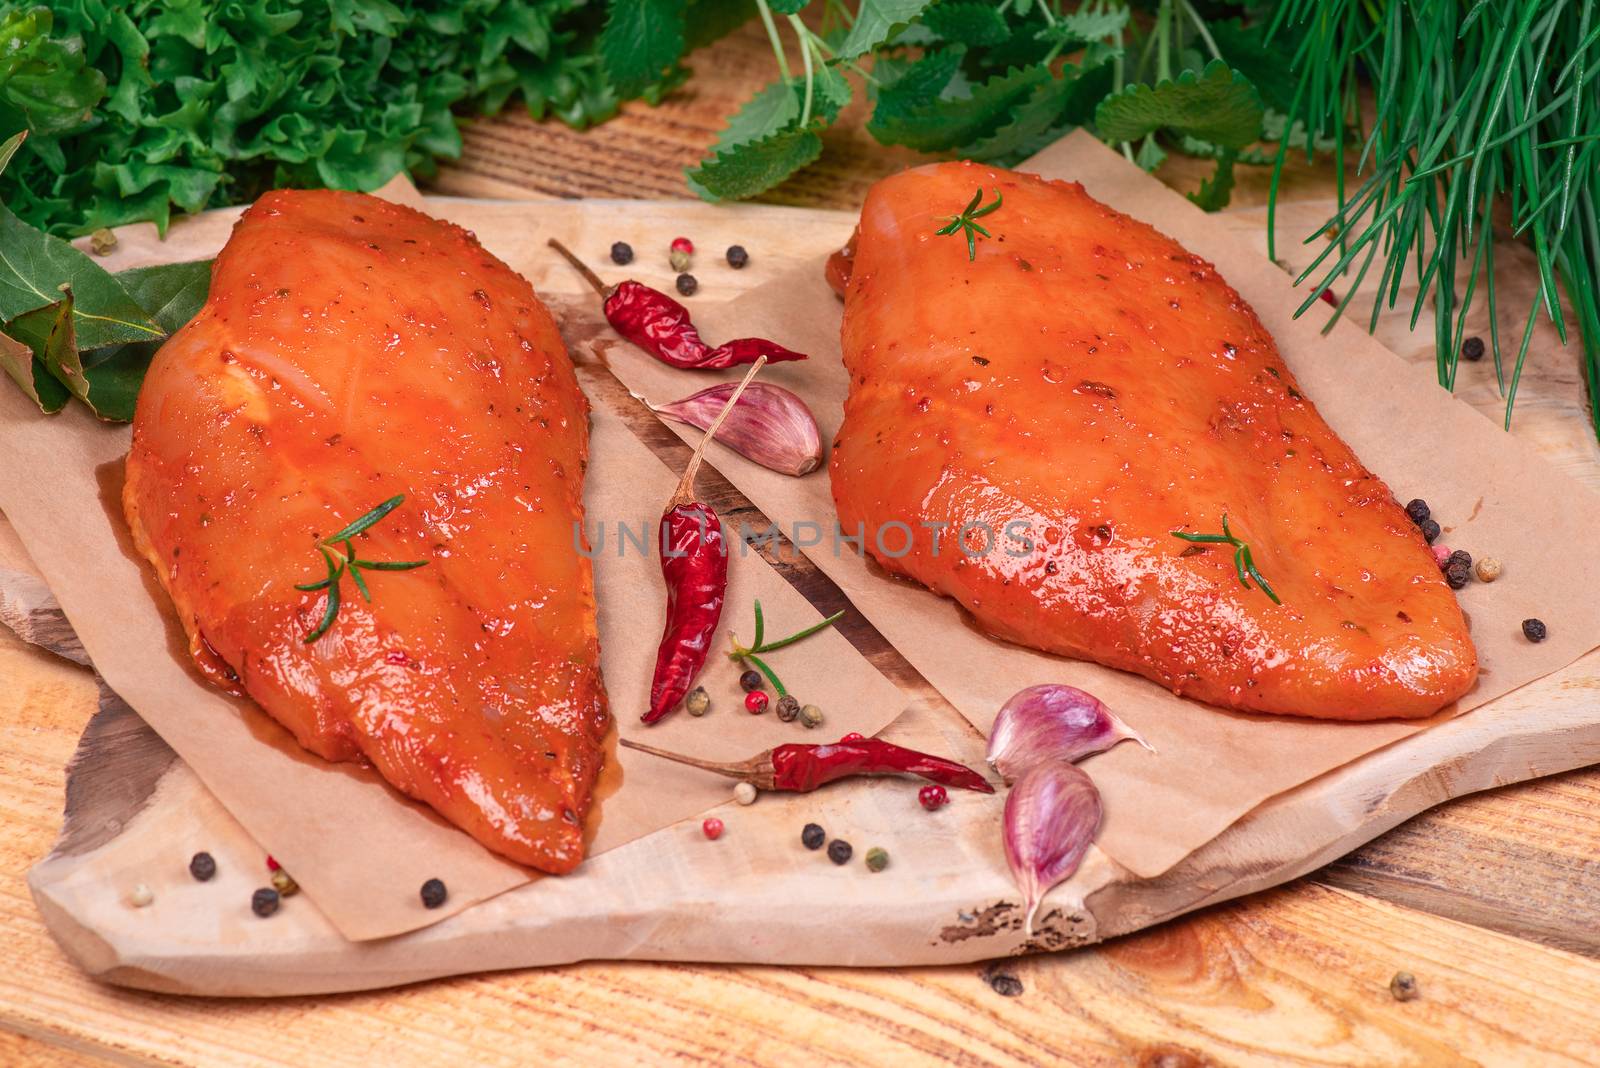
[125,190,608,871]
[829,162,1477,720]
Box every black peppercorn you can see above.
[420,877,448,909]
[610,241,633,265]
[726,244,749,269]
[189,851,216,882]
[251,887,280,917]
[1523,618,1548,642]
[1419,518,1440,543]
[1461,336,1485,361]
[801,823,826,850]
[1405,499,1430,525]
[827,839,853,865]
[675,273,698,296]
[775,694,800,722]
[1444,561,1471,589]
[1447,549,1472,570]
[738,668,763,692]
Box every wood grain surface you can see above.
[5,17,1600,1065]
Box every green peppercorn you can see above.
[421,877,448,909]
[675,272,698,296]
[610,241,634,266]
[1523,618,1548,642]
[251,887,280,918]
[726,245,749,269]
[775,694,800,722]
[864,847,889,872]
[739,669,763,692]
[801,823,826,850]
[827,839,852,865]
[685,685,711,717]
[189,851,216,882]
[271,868,300,897]
[799,703,823,729]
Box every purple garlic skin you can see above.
[655,381,823,477]
[986,684,1151,783]
[1004,762,1102,934]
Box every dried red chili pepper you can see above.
[642,358,767,724]
[548,239,806,369]
[619,735,996,794]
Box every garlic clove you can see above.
[986,683,1150,783]
[1003,762,1102,934]
[654,382,823,477]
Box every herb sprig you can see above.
[935,188,1003,261]
[296,495,428,643]
[727,598,845,696]
[1170,513,1281,605]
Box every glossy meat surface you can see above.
[830,162,1476,720]
[125,190,608,870]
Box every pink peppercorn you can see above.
[702,817,723,840]
[266,854,280,872]
[745,691,769,714]
[919,784,949,811]
[1320,289,1338,307]
[671,236,694,255]
[1431,544,1453,568]
[840,732,865,743]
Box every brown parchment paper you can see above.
[0,196,907,939]
[599,130,1600,880]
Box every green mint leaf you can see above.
[1036,9,1130,45]
[710,79,801,155]
[1187,149,1239,212]
[838,0,934,60]
[600,0,687,98]
[811,63,853,124]
[1207,19,1300,116]
[965,75,1074,163]
[869,46,965,124]
[767,0,811,13]
[921,3,1011,47]
[871,65,1050,153]
[1094,60,1265,151]
[0,319,68,413]
[687,124,823,201]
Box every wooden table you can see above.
[5,21,1600,1066]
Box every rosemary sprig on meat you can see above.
[296,494,428,642]
[1170,513,1281,605]
[935,188,1003,262]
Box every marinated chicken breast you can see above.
[124,190,608,871]
[829,162,1476,720]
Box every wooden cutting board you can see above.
[13,194,1600,996]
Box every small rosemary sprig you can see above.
[727,599,845,697]
[934,187,1003,261]
[295,495,428,643]
[1170,513,1281,605]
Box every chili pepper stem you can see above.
[546,238,613,299]
[670,355,766,507]
[619,737,776,789]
